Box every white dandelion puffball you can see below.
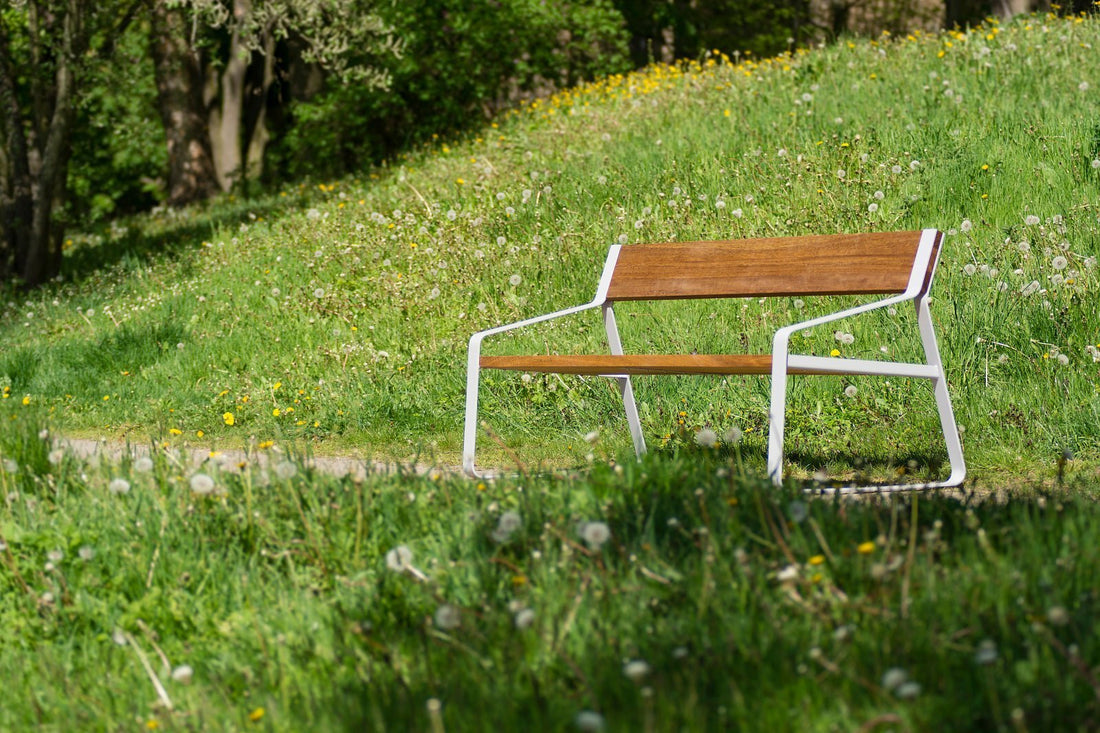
[133,455,154,472]
[189,472,215,495]
[497,510,522,534]
[623,659,651,683]
[434,604,461,630]
[108,478,131,495]
[274,461,297,480]
[509,273,522,287]
[694,428,718,448]
[172,665,194,684]
[724,427,743,445]
[1025,214,1040,226]
[844,385,858,398]
[514,607,536,630]
[385,545,414,572]
[580,521,611,550]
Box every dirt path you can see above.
[58,437,453,480]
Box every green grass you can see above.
[2,417,1100,730]
[3,11,1100,730]
[1,14,1099,479]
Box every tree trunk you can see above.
[0,25,35,282]
[209,0,251,191]
[150,0,220,206]
[21,4,80,286]
[243,26,276,182]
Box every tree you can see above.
[0,1,141,287]
[151,0,399,196]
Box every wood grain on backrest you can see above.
[605,231,939,301]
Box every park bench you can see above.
[463,228,966,491]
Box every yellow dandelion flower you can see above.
[808,555,826,565]
[272,408,281,417]
[830,348,841,357]
[223,412,235,426]
[857,541,876,555]
[22,395,30,405]
[146,720,160,730]
[249,707,265,722]
[196,430,205,438]
[169,428,182,435]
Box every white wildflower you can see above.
[189,472,215,495]
[514,607,536,630]
[974,639,998,665]
[623,659,651,683]
[575,711,606,732]
[108,478,131,495]
[1052,255,1068,270]
[385,545,414,572]
[579,521,611,550]
[434,604,461,630]
[694,428,718,448]
[881,667,908,691]
[172,665,194,684]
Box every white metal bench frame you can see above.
[463,228,965,492]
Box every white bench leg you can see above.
[604,304,647,459]
[767,331,792,486]
[462,335,484,477]
[617,377,647,458]
[916,298,967,487]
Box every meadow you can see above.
[2,10,1100,731]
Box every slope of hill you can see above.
[2,13,1100,480]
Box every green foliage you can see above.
[1,439,1100,729]
[613,0,812,64]
[267,0,631,180]
[68,18,167,224]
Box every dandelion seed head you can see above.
[133,456,154,472]
[509,273,522,287]
[514,607,536,629]
[881,667,908,691]
[108,478,131,495]
[1052,255,1068,270]
[385,545,414,572]
[960,219,972,233]
[895,681,921,699]
[580,520,611,549]
[575,710,606,732]
[694,428,718,448]
[1025,214,1040,226]
[434,603,461,630]
[623,659,651,683]
[172,665,194,684]
[974,639,998,665]
[724,427,743,444]
[844,385,858,398]
[189,472,215,495]
[48,449,64,466]
[274,461,297,480]
[1047,605,1069,625]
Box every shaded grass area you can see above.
[1,417,1098,731]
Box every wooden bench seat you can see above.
[462,229,966,492]
[483,354,837,376]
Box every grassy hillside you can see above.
[4,12,1100,732]
[3,13,1100,480]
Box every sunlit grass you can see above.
[2,13,1099,480]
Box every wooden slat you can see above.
[605,231,925,301]
[481,354,854,376]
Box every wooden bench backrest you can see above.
[604,230,941,301]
